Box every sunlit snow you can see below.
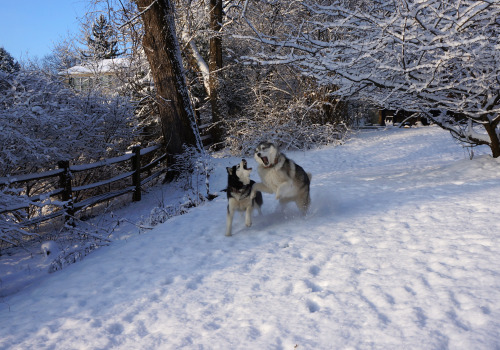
[1,126,499,349]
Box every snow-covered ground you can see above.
[1,126,500,349]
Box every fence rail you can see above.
[198,123,214,149]
[0,145,167,228]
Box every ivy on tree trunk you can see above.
[134,0,203,156]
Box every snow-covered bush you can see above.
[222,64,350,155]
[0,186,42,247]
[225,116,348,156]
[138,189,216,235]
[138,204,189,233]
[48,242,102,273]
[41,240,60,258]
[133,144,216,235]
[0,69,136,177]
[0,68,137,246]
[170,144,214,200]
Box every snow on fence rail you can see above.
[0,145,167,228]
[198,123,214,149]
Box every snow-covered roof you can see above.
[60,58,131,76]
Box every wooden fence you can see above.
[199,123,213,149]
[0,145,167,228]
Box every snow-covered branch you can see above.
[236,0,500,157]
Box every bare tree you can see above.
[173,0,225,146]
[208,0,224,146]
[133,0,203,156]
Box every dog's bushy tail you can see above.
[253,191,263,208]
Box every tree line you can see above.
[118,0,500,158]
[3,0,500,172]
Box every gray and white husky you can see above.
[225,159,263,236]
[253,141,312,214]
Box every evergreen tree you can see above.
[0,47,21,73]
[82,14,120,60]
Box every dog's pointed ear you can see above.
[226,167,232,175]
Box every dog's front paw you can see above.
[245,220,252,228]
[225,231,232,237]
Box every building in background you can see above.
[60,58,131,93]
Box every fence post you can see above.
[132,146,142,201]
[58,160,75,225]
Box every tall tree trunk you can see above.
[484,122,500,158]
[134,0,202,155]
[209,0,224,147]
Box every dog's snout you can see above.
[257,152,261,157]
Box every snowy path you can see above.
[1,127,500,349]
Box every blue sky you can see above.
[0,0,88,61]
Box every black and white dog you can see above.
[225,159,263,236]
[253,141,311,214]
